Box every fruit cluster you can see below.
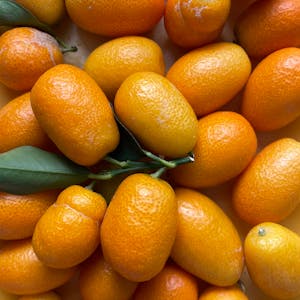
[0,0,299,299]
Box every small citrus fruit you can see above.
[30,64,119,166]
[18,291,61,300]
[199,285,249,300]
[166,42,251,116]
[165,0,231,48]
[114,72,198,158]
[0,27,63,91]
[170,111,257,188]
[84,36,165,100]
[245,222,300,299]
[241,47,300,131]
[171,188,244,286]
[233,138,300,225]
[101,173,177,282]
[32,185,107,269]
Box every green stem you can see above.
[56,37,78,53]
[142,150,177,168]
[85,180,96,191]
[151,167,167,178]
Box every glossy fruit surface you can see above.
[199,285,249,300]
[114,71,198,158]
[245,222,300,299]
[171,188,244,286]
[170,111,257,188]
[84,36,165,100]
[233,138,300,225]
[30,64,119,166]
[166,42,251,116]
[101,173,177,282]
[32,185,107,269]
[0,27,63,91]
[242,47,300,131]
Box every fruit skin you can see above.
[101,173,177,282]
[170,111,257,188]
[166,42,251,116]
[65,0,165,37]
[241,47,300,131]
[132,262,199,300]
[18,291,61,300]
[0,190,59,240]
[235,0,300,58]
[79,251,137,300]
[164,0,231,48]
[114,71,198,158]
[30,64,119,166]
[0,27,63,91]
[84,36,165,100]
[245,222,300,299]
[0,239,76,295]
[171,188,244,286]
[198,285,249,300]
[233,138,300,225]
[14,0,65,25]
[32,185,107,269]
[0,92,52,153]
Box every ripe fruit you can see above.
[114,72,198,158]
[32,185,107,269]
[18,291,61,300]
[79,251,138,300]
[30,64,119,166]
[101,173,177,282]
[164,0,231,48]
[0,92,52,153]
[65,0,165,37]
[171,188,244,286]
[170,111,257,188]
[235,0,300,58]
[245,222,300,299]
[84,36,165,100]
[0,239,76,295]
[0,27,63,91]
[241,47,300,131]
[14,0,65,25]
[0,190,59,240]
[233,138,300,225]
[199,285,249,300]
[166,42,251,116]
[132,262,199,300]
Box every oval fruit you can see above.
[166,42,251,116]
[0,239,76,295]
[114,71,198,158]
[84,36,165,100]
[32,185,107,269]
[245,222,300,299]
[241,47,300,131]
[199,285,248,300]
[101,173,177,282]
[30,64,119,166]
[170,111,257,188]
[171,188,244,286]
[233,138,300,225]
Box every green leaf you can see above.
[0,146,90,195]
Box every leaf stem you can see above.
[142,150,177,168]
[85,180,96,191]
[150,167,167,178]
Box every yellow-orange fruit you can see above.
[245,222,300,299]
[166,42,251,116]
[235,0,300,58]
[101,173,177,282]
[30,64,119,166]
[199,285,249,300]
[241,47,300,131]
[0,239,76,295]
[18,291,61,300]
[32,185,107,269]
[233,138,300,225]
[170,111,257,188]
[171,188,244,286]
[0,27,63,91]
[0,93,51,153]
[79,251,137,300]
[114,71,198,158]
[0,190,59,240]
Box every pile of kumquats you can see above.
[0,0,299,299]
